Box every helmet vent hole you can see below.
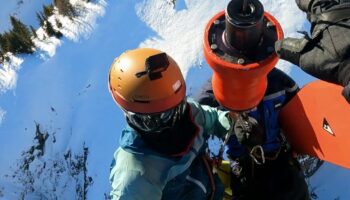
[133,99,150,103]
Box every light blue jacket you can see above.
[109,99,231,200]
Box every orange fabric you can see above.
[280,80,350,169]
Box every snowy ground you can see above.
[0,0,349,199]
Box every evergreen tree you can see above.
[44,20,63,38]
[30,26,38,38]
[43,4,55,18]
[0,36,4,62]
[0,34,5,52]
[8,32,21,53]
[0,50,3,62]
[55,18,63,29]
[36,11,46,26]
[54,0,76,17]
[10,16,31,38]
[0,32,12,53]
[9,16,34,54]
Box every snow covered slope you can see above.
[0,0,349,199]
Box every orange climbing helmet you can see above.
[109,48,187,132]
[109,48,186,114]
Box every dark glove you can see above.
[343,83,350,103]
[233,113,264,146]
[274,0,350,103]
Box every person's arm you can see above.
[195,80,222,109]
[187,98,231,139]
[192,80,232,139]
[109,148,163,200]
[275,0,350,103]
[267,68,299,105]
[193,82,264,143]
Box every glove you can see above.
[343,83,350,103]
[274,0,350,103]
[233,113,264,147]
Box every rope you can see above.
[249,145,265,165]
[202,155,216,200]
[249,145,282,165]
[214,113,236,168]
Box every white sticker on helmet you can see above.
[172,80,182,92]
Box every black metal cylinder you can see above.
[225,0,264,52]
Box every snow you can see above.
[0,0,106,123]
[0,53,23,93]
[136,0,306,77]
[33,28,62,58]
[31,0,106,59]
[136,0,230,77]
[0,0,350,199]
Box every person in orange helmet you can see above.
[108,48,233,200]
